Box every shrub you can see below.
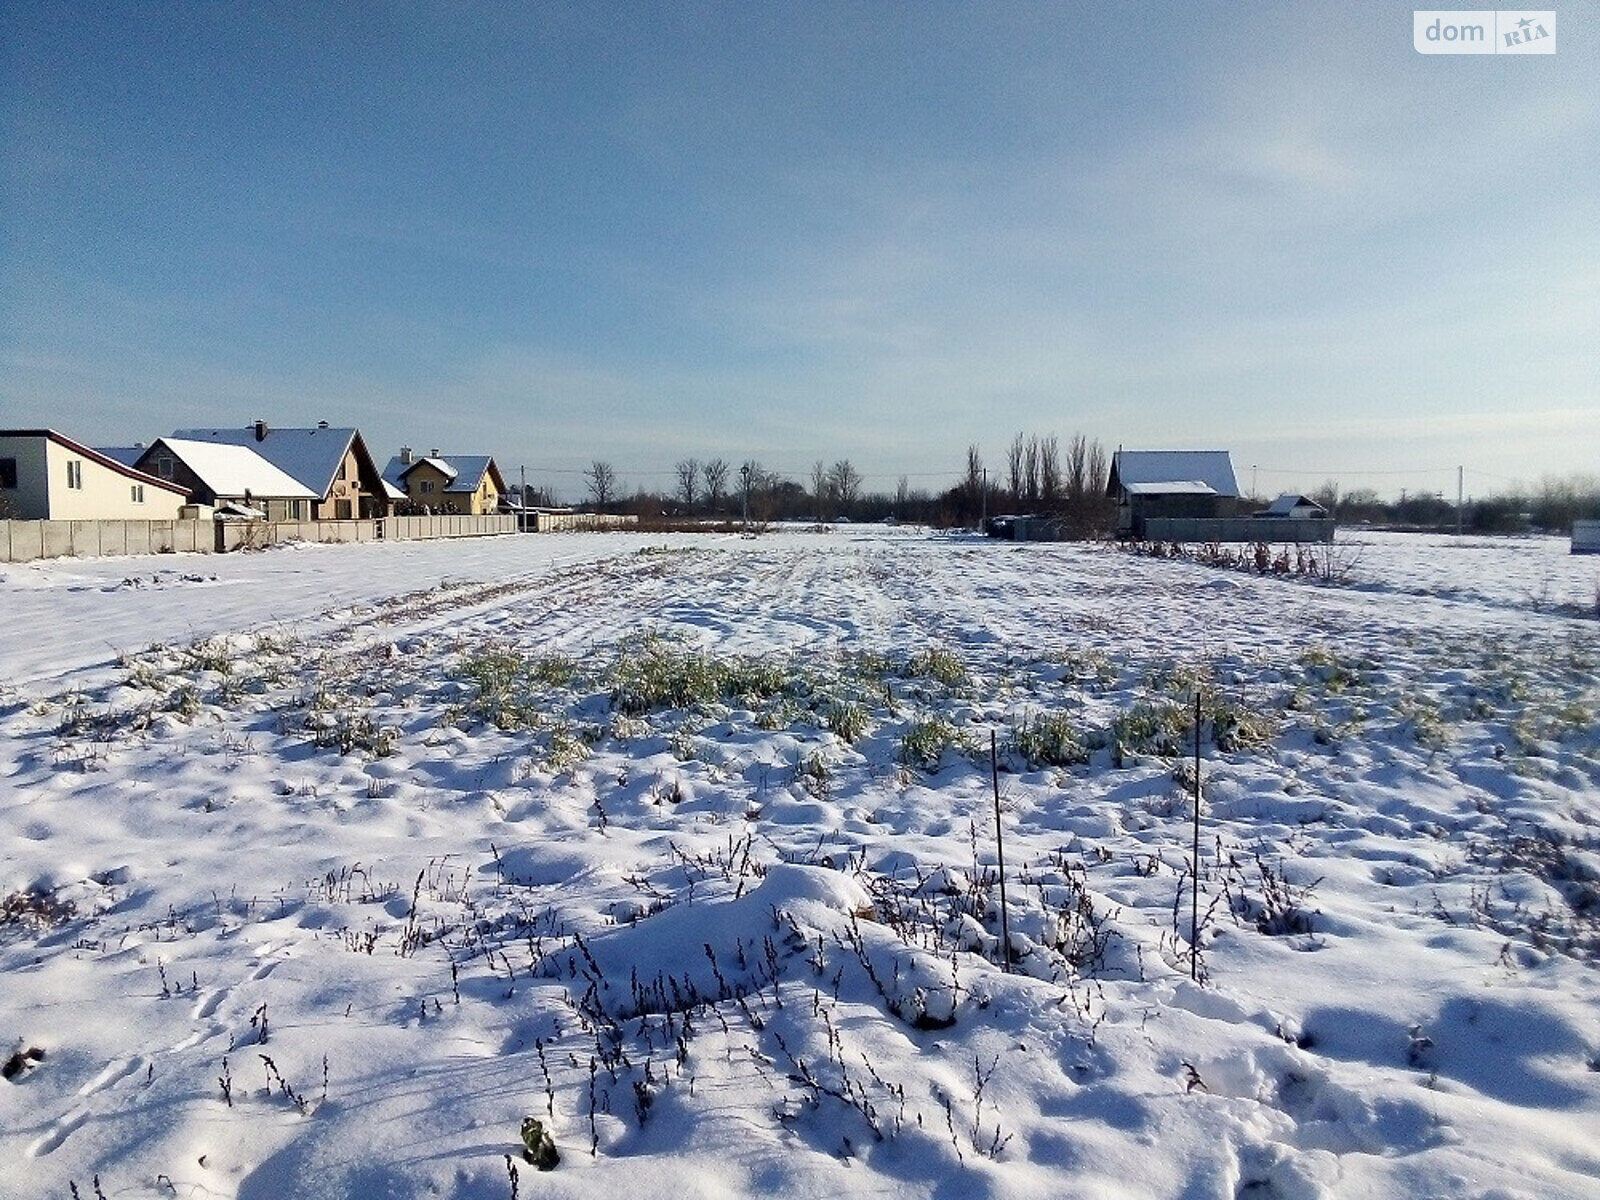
[900,717,968,771]
[1011,711,1089,767]
[1108,701,1191,764]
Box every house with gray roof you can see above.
[133,437,319,520]
[172,421,388,519]
[382,447,507,516]
[1107,450,1241,538]
[1257,494,1329,520]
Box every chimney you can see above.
[253,420,268,442]
[430,448,440,457]
[400,446,413,464]
[317,420,329,429]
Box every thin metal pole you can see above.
[1191,690,1202,981]
[990,730,1011,973]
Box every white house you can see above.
[133,437,318,520]
[0,429,189,520]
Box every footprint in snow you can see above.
[27,1108,87,1157]
[77,1054,145,1097]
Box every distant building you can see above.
[1257,494,1329,520]
[1107,450,1240,538]
[1573,520,1600,555]
[0,429,188,520]
[382,447,507,516]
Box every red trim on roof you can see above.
[0,429,190,496]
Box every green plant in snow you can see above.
[519,1115,560,1169]
[900,717,968,771]
[542,723,591,774]
[608,636,792,714]
[1108,700,1191,764]
[825,699,870,743]
[905,647,969,688]
[166,685,203,720]
[183,637,235,675]
[454,647,571,731]
[1011,710,1089,767]
[308,708,396,757]
[1207,695,1279,753]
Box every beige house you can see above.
[382,449,506,516]
[0,429,189,520]
[173,422,389,520]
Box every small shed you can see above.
[1257,494,1329,520]
[1573,520,1600,555]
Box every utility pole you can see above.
[1456,466,1464,537]
[981,468,988,531]
[520,464,527,532]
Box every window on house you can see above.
[0,458,16,489]
[156,457,174,479]
[67,460,83,489]
[131,485,145,504]
[420,480,434,493]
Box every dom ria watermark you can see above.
[1414,10,1555,53]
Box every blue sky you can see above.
[3,2,1595,503]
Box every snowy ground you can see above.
[2,528,1597,1199]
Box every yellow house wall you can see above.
[7,437,187,519]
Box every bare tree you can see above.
[1040,434,1061,506]
[964,445,985,516]
[585,461,618,510]
[1006,433,1025,503]
[1023,436,1040,507]
[811,459,830,520]
[674,459,700,509]
[702,458,730,510]
[895,474,910,513]
[828,460,862,512]
[1066,434,1089,505]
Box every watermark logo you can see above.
[1414,10,1556,53]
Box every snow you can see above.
[151,440,319,502]
[2,528,1597,1199]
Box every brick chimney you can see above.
[253,419,268,442]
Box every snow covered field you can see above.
[2,528,1597,1199]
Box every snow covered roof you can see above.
[1123,480,1218,496]
[148,438,318,500]
[1109,451,1239,498]
[173,426,362,498]
[384,454,501,496]
[1261,493,1326,515]
[404,456,459,483]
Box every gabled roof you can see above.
[145,438,318,500]
[1108,451,1239,498]
[1,429,187,495]
[1261,493,1327,515]
[402,456,460,483]
[384,454,503,496]
[173,426,365,499]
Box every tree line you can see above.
[569,432,1117,534]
